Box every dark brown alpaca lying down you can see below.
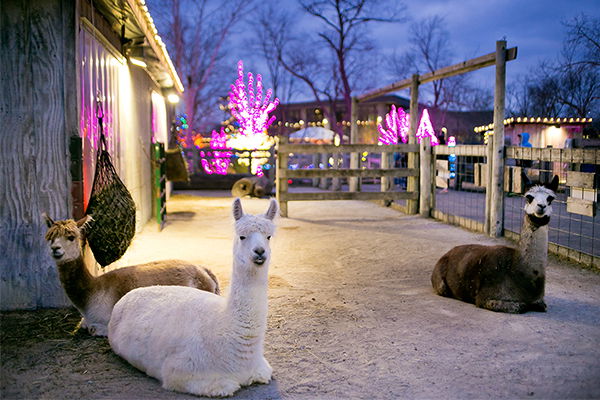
[431,173,559,313]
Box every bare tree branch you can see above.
[150,0,253,139]
[388,15,488,111]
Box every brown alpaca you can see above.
[44,214,220,336]
[431,173,559,313]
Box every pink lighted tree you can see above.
[416,109,439,146]
[201,127,232,175]
[228,60,279,136]
[377,105,409,144]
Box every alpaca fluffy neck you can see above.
[57,256,94,311]
[518,214,549,272]
[226,258,269,340]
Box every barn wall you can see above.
[0,0,77,309]
[118,64,159,233]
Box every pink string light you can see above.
[377,105,409,144]
[201,127,232,175]
[228,60,279,136]
[416,109,439,146]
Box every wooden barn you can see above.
[1,0,184,310]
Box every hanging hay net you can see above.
[165,122,190,182]
[165,147,190,182]
[85,117,136,267]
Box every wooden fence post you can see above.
[485,134,493,234]
[490,40,507,237]
[349,97,359,192]
[276,135,289,217]
[380,151,391,192]
[419,137,432,217]
[311,153,319,187]
[407,74,420,214]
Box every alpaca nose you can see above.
[51,244,61,251]
[538,204,546,211]
[254,247,265,256]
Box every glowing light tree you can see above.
[201,127,232,175]
[377,105,409,144]
[228,60,279,137]
[226,133,274,177]
[227,60,279,176]
[416,109,439,146]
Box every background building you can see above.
[274,95,492,145]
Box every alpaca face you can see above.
[43,214,91,265]
[522,175,559,219]
[48,234,82,264]
[232,199,278,268]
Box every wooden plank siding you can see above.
[506,147,600,163]
[566,171,597,189]
[434,145,487,156]
[432,210,486,234]
[1,0,77,309]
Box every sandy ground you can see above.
[2,191,600,399]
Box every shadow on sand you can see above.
[532,296,600,327]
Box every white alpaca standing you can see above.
[431,173,558,313]
[43,214,220,336]
[108,198,278,397]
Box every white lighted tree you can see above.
[416,109,439,146]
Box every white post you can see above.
[419,136,432,216]
[331,131,342,191]
[485,131,493,234]
[349,97,359,192]
[275,135,289,217]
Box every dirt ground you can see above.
[2,191,600,399]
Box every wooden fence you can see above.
[275,138,419,217]
[276,141,600,268]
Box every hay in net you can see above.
[85,148,136,267]
[165,147,190,182]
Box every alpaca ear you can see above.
[76,215,93,230]
[265,198,279,220]
[546,175,559,192]
[521,170,533,190]
[233,198,244,221]
[42,213,54,228]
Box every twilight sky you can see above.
[371,0,599,93]
[151,0,599,103]
[244,0,598,102]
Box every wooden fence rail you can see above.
[276,139,419,217]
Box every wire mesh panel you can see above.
[432,145,487,232]
[505,147,600,267]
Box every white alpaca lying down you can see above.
[108,198,278,397]
[43,214,220,336]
